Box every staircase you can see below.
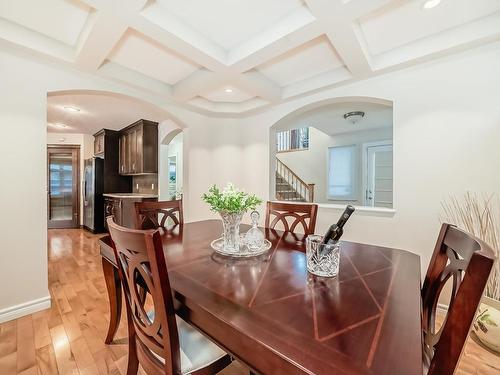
[275,158,315,202]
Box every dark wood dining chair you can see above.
[135,199,184,230]
[107,217,231,375]
[421,223,495,375]
[265,201,318,235]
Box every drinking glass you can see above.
[306,235,340,277]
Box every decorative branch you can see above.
[441,192,500,300]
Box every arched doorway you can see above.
[269,96,394,208]
[159,126,184,201]
[46,89,177,228]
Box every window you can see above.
[276,127,309,152]
[328,145,357,200]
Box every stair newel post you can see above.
[307,184,315,202]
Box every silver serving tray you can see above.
[210,235,272,258]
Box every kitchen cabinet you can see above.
[94,130,105,156]
[104,194,157,229]
[119,119,158,175]
[104,197,121,227]
[92,129,132,193]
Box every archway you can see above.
[46,89,183,228]
[159,125,184,201]
[269,96,393,208]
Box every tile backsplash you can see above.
[132,174,158,194]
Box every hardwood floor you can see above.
[0,228,499,374]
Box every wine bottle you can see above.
[321,205,355,245]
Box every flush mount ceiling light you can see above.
[51,123,68,129]
[224,88,233,93]
[422,0,441,10]
[63,106,80,112]
[343,111,365,124]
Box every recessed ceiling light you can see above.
[224,88,233,93]
[54,123,68,129]
[422,0,441,10]
[64,106,80,112]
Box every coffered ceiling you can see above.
[1,0,499,116]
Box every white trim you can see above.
[271,200,396,215]
[316,203,396,215]
[0,295,51,323]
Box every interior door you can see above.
[366,144,393,208]
[47,146,80,228]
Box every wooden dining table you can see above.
[99,219,423,374]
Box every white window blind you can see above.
[328,145,356,200]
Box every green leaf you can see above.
[480,314,498,327]
[202,183,262,213]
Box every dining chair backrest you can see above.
[265,201,318,235]
[135,199,184,230]
[107,217,181,374]
[421,223,495,375]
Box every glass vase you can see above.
[219,211,244,254]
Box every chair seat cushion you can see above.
[147,311,227,374]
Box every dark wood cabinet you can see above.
[104,195,157,228]
[119,120,158,175]
[104,197,122,228]
[94,130,105,156]
[92,129,132,193]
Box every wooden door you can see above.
[47,145,80,228]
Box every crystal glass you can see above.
[306,235,340,277]
[219,211,244,254]
[244,211,265,250]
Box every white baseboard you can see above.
[0,296,51,323]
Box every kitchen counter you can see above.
[104,193,158,228]
[103,193,158,199]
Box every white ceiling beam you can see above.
[75,9,128,70]
[232,71,282,102]
[131,16,227,73]
[304,0,373,76]
[173,69,228,101]
[98,60,172,96]
[228,20,324,73]
[343,0,397,19]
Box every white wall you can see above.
[277,127,392,204]
[0,46,207,320]
[46,132,94,224]
[229,42,500,277]
[2,39,500,321]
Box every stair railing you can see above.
[276,158,315,202]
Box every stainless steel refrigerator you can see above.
[83,157,105,233]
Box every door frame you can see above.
[47,145,80,229]
[361,140,392,206]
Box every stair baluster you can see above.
[275,158,315,203]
